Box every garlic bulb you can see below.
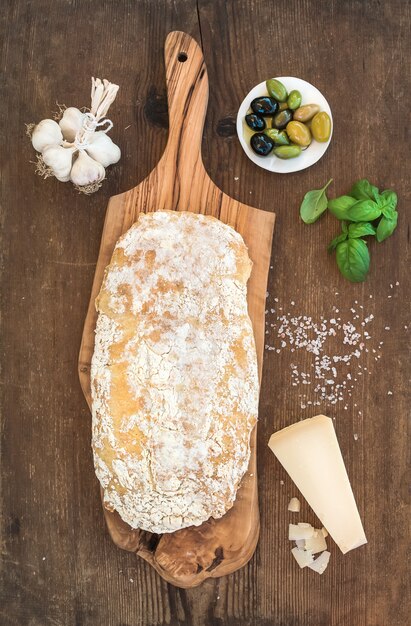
[42,145,75,180]
[85,131,121,167]
[29,77,120,194]
[32,119,63,152]
[59,107,85,142]
[70,150,105,187]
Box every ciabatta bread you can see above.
[91,211,259,534]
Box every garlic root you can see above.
[74,181,103,195]
[34,154,54,179]
[25,123,35,138]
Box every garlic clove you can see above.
[85,131,121,167]
[42,144,75,179]
[59,107,86,142]
[70,150,105,187]
[32,119,63,153]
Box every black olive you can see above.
[273,109,293,129]
[250,97,278,116]
[245,113,266,131]
[250,133,274,156]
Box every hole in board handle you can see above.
[178,52,188,62]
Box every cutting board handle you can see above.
[159,31,209,188]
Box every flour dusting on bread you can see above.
[91,211,259,533]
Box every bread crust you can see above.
[91,211,259,533]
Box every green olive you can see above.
[311,111,332,142]
[266,78,288,102]
[287,90,302,110]
[273,145,302,159]
[286,121,311,147]
[273,109,293,129]
[278,102,289,111]
[265,128,290,145]
[293,104,320,122]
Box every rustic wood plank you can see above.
[1,0,409,624]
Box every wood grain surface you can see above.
[1,0,410,625]
[78,30,275,588]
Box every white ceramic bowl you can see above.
[236,77,333,173]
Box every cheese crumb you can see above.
[305,530,328,554]
[289,523,315,540]
[291,546,314,568]
[288,497,301,513]
[308,550,331,574]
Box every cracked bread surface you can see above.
[91,211,259,534]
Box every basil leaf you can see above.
[336,239,370,282]
[300,179,333,224]
[347,199,382,222]
[350,179,379,201]
[328,231,348,252]
[376,189,398,217]
[327,195,357,220]
[376,211,398,242]
[341,220,348,234]
[348,222,376,239]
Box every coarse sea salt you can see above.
[264,286,397,412]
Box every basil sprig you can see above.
[300,178,399,282]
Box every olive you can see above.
[278,102,289,111]
[273,109,293,129]
[311,111,332,142]
[265,128,290,145]
[286,121,311,147]
[287,90,302,110]
[250,97,278,116]
[250,132,275,156]
[273,145,302,159]
[293,104,320,122]
[266,78,288,102]
[245,113,266,131]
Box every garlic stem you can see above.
[90,78,119,119]
[75,78,119,149]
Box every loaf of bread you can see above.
[91,211,259,534]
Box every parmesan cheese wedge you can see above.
[269,415,367,554]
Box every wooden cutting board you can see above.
[78,30,275,588]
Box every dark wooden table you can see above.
[1,1,409,624]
